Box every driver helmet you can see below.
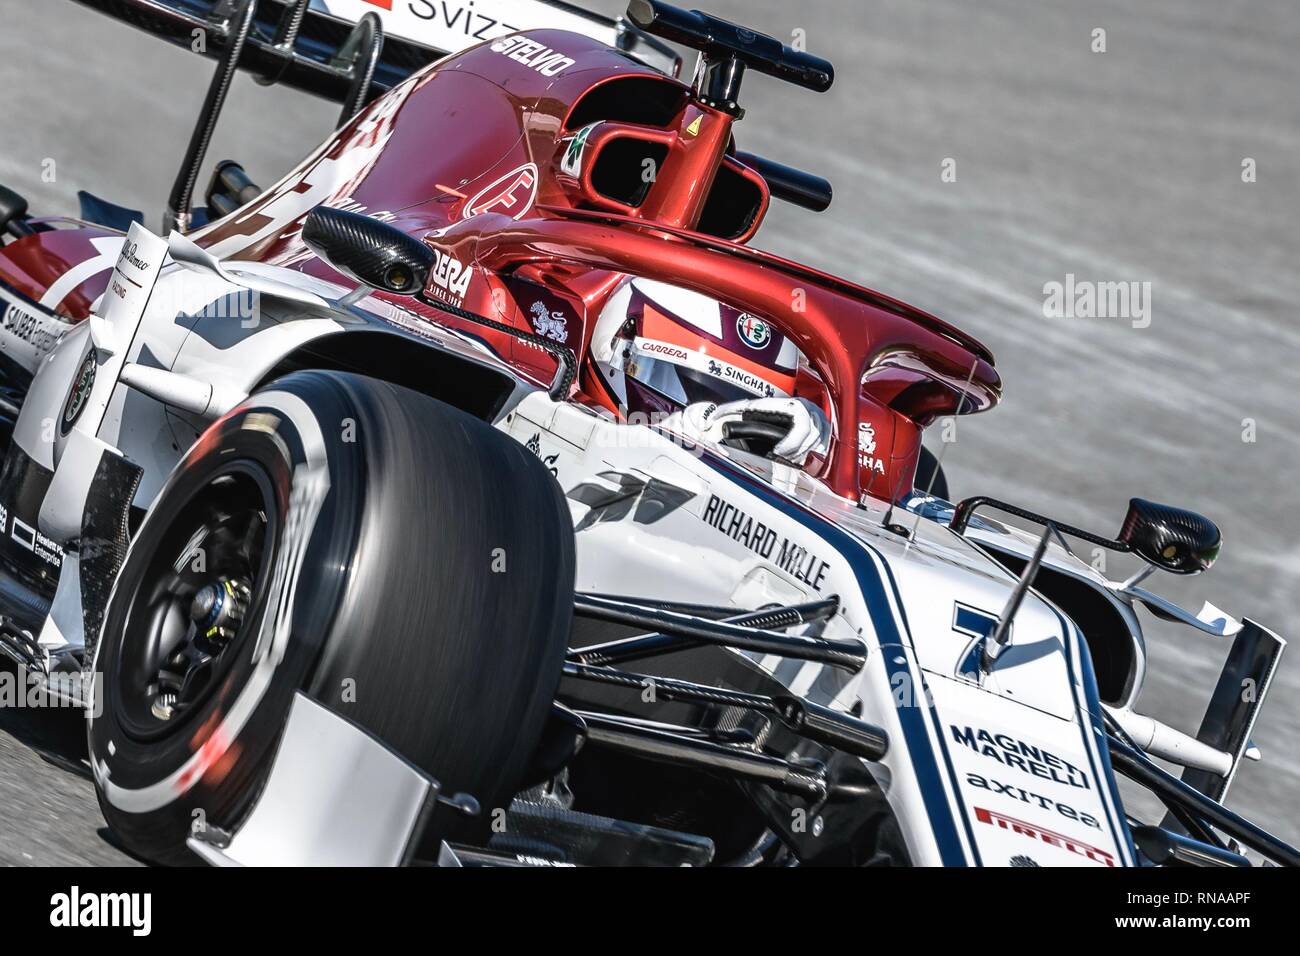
[590,278,799,419]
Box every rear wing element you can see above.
[69,0,681,103]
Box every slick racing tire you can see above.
[88,371,574,865]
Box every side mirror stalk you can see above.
[950,495,1220,576]
[302,205,578,401]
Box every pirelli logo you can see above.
[975,806,1115,867]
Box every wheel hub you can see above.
[190,579,250,644]
[150,576,251,722]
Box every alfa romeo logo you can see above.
[61,351,97,435]
[736,314,771,349]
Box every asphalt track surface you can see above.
[0,0,1296,864]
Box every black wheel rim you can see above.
[112,461,278,743]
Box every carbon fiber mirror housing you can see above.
[1119,498,1221,574]
[302,205,432,296]
[0,183,32,237]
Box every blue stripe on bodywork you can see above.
[698,454,973,865]
[849,499,1132,866]
[871,549,986,866]
[1051,607,1137,864]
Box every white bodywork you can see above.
[501,395,1137,866]
[4,222,1265,867]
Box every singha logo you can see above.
[857,421,885,475]
[525,432,559,478]
[858,421,877,456]
[530,301,568,343]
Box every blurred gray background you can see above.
[0,0,1295,863]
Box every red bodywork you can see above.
[0,29,1000,502]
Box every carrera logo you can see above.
[464,163,538,220]
[427,250,472,306]
[489,35,576,76]
[975,806,1115,867]
[637,340,690,361]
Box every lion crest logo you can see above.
[530,301,568,343]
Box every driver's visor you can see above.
[627,337,795,405]
[629,303,797,399]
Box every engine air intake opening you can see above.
[696,162,765,240]
[590,139,671,208]
[565,77,689,130]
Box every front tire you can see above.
[88,371,574,864]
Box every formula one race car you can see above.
[0,0,1292,867]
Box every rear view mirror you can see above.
[1118,498,1221,575]
[302,206,433,296]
